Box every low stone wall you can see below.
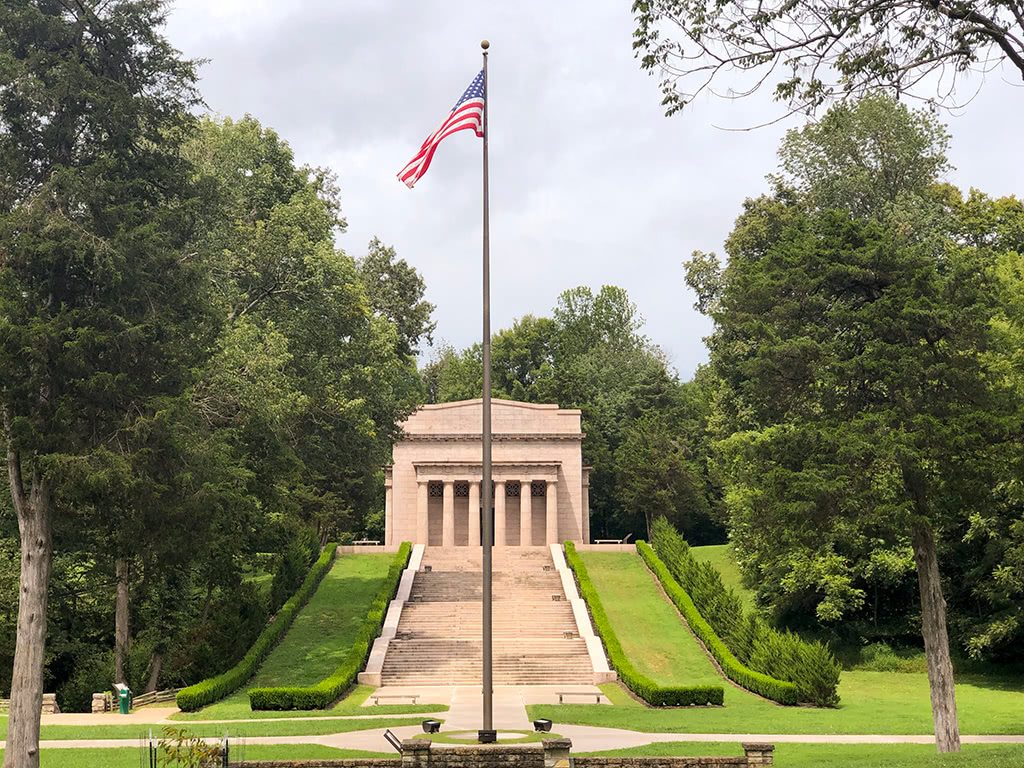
[232,739,773,768]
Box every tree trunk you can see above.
[114,558,130,685]
[144,652,163,693]
[911,521,961,753]
[4,449,52,768]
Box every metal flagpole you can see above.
[478,38,495,744]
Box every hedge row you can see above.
[248,542,412,710]
[176,542,338,712]
[648,517,841,707]
[637,541,799,705]
[563,541,723,707]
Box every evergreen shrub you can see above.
[248,542,412,710]
[563,541,724,707]
[176,542,338,712]
[648,517,840,706]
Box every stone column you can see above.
[442,480,455,547]
[520,480,533,547]
[384,479,393,546]
[546,480,559,544]
[582,469,591,544]
[743,743,775,765]
[468,481,481,547]
[494,480,506,547]
[416,480,429,545]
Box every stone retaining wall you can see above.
[232,739,773,768]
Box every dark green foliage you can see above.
[269,530,317,613]
[175,543,337,712]
[248,542,411,710]
[563,542,724,707]
[648,519,840,706]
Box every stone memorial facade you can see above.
[385,399,590,547]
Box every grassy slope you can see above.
[193,552,393,718]
[582,743,1024,767]
[689,543,757,611]
[529,550,1024,735]
[582,551,725,688]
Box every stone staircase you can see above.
[379,547,593,686]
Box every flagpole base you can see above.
[477,730,497,744]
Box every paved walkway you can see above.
[14,729,1024,753]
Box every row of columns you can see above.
[415,479,558,546]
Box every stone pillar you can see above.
[416,480,429,545]
[384,478,393,546]
[542,738,573,767]
[442,480,455,547]
[743,743,775,765]
[468,481,481,547]
[494,480,506,546]
[520,480,533,547]
[401,739,431,768]
[582,469,591,544]
[546,480,559,544]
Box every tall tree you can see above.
[632,0,1024,115]
[690,95,1012,752]
[0,2,205,765]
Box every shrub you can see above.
[563,541,724,707]
[638,541,799,705]
[249,542,412,710]
[648,518,841,707]
[175,542,338,712]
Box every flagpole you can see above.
[478,38,496,745]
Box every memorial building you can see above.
[384,399,590,547]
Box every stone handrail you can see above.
[550,542,617,684]
[358,543,425,686]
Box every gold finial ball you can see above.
[481,39,490,50]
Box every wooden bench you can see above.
[371,693,419,705]
[556,691,603,704]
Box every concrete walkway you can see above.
[15,728,1024,753]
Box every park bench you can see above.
[593,533,633,545]
[556,691,603,704]
[371,693,419,705]
[353,539,381,545]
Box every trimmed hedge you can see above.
[176,542,338,712]
[248,542,412,710]
[564,541,724,707]
[647,517,841,707]
[637,541,799,705]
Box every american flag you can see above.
[397,70,485,188]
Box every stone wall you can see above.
[232,739,773,768]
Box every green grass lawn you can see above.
[20,745,393,768]
[581,551,725,687]
[189,552,394,719]
[689,543,757,611]
[17,716,427,741]
[529,551,1024,735]
[582,742,1024,767]
[170,684,447,720]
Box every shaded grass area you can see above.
[581,551,725,688]
[688,544,757,611]
[15,716,426,741]
[529,673,1024,735]
[171,684,447,720]
[23,746,393,768]
[582,742,1024,767]
[191,553,393,718]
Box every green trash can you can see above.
[116,684,131,715]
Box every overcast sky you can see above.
[165,1,1023,379]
